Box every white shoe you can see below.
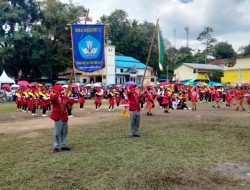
[69,115,73,117]
[108,109,111,111]
[32,114,35,116]
[42,114,46,117]
[79,108,83,110]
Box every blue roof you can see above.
[115,55,146,69]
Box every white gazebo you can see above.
[0,70,15,88]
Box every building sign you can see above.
[71,24,105,73]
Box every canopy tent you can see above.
[0,70,15,89]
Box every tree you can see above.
[33,0,86,78]
[0,0,41,77]
[213,42,236,59]
[100,10,159,73]
[239,43,250,56]
[197,27,217,63]
[194,50,205,63]
[0,0,86,79]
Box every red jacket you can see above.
[127,90,140,111]
[49,93,69,122]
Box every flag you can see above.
[157,25,164,71]
[71,24,105,73]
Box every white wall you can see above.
[105,45,116,84]
[174,65,197,81]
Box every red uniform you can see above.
[115,92,121,105]
[108,92,115,106]
[127,90,140,111]
[94,95,102,106]
[145,92,154,109]
[247,90,250,105]
[213,90,220,102]
[49,93,69,122]
[79,96,85,105]
[191,91,198,102]
[225,92,232,104]
[162,91,169,106]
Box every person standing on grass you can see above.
[49,85,71,152]
[127,84,141,137]
[234,86,246,111]
[107,87,115,111]
[212,88,220,108]
[225,89,232,107]
[191,87,198,111]
[78,91,85,110]
[145,86,155,116]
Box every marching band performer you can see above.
[107,87,115,111]
[49,84,71,152]
[121,91,129,117]
[145,86,155,116]
[234,86,246,111]
[191,87,198,111]
[127,84,141,137]
[94,87,102,111]
[78,91,85,110]
[115,88,121,107]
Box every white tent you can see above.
[0,70,15,88]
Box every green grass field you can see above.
[0,102,16,113]
[0,101,250,189]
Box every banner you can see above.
[157,26,164,71]
[71,24,105,73]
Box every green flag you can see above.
[158,26,164,71]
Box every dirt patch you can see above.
[0,107,122,136]
[214,162,250,180]
[0,101,250,136]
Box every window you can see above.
[150,78,155,82]
[120,69,124,73]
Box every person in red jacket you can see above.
[107,88,115,111]
[225,89,232,107]
[66,95,78,117]
[145,86,155,116]
[127,84,141,137]
[115,88,121,107]
[247,88,250,112]
[212,88,220,108]
[234,86,246,111]
[49,85,71,152]
[78,91,85,110]
[191,87,198,111]
[93,87,102,110]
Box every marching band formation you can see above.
[14,83,250,117]
[12,82,250,151]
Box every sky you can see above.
[63,0,250,52]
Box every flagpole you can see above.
[141,19,159,88]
